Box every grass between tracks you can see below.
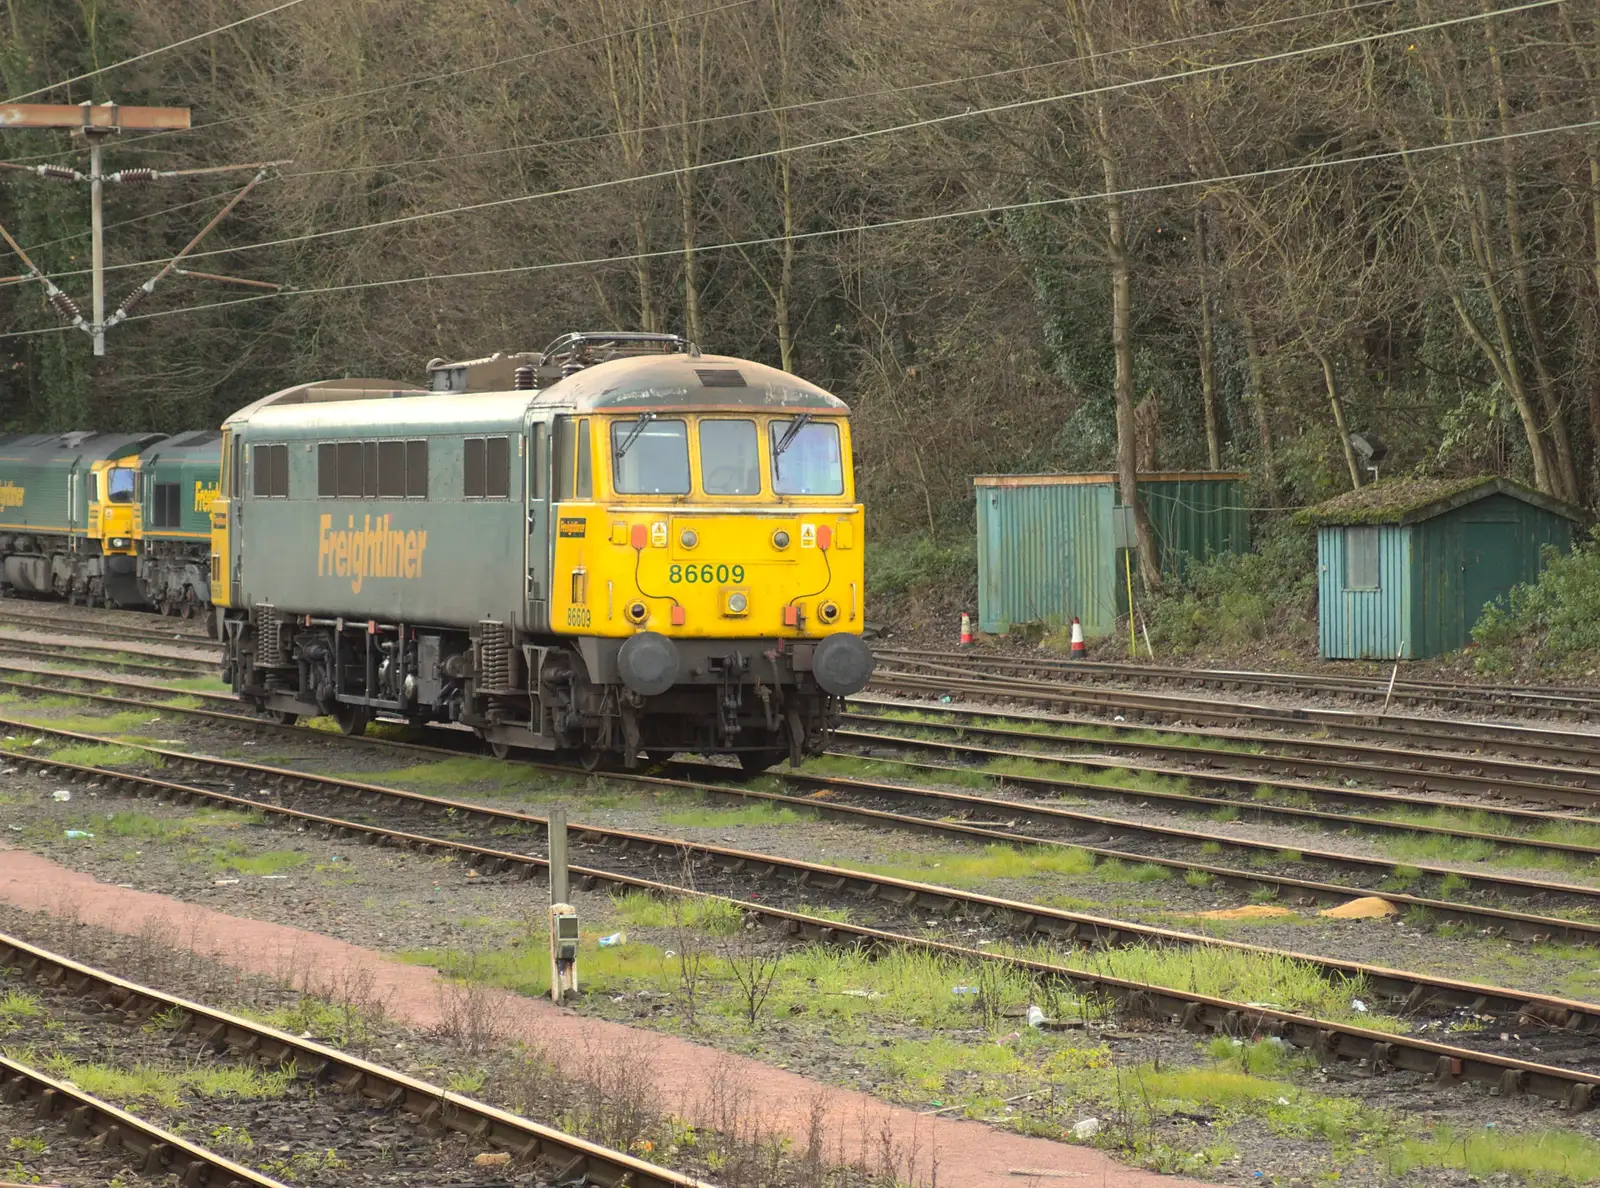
[800,743,1600,885]
[400,896,1599,1184]
[868,706,1267,756]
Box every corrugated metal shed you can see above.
[1303,477,1583,660]
[975,472,1249,636]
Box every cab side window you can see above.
[252,444,288,498]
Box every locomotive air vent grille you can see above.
[695,368,747,388]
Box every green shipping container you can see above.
[1303,476,1583,660]
[975,472,1249,637]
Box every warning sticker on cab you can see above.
[558,517,587,538]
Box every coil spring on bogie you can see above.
[255,605,287,668]
[478,620,513,693]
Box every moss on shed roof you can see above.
[1298,475,1582,526]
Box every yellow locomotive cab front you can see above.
[88,456,140,554]
[550,410,863,644]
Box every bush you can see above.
[1148,521,1317,655]
[1473,528,1600,672]
[865,534,977,601]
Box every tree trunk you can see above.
[1400,145,1557,493]
[1486,27,1579,501]
[603,24,657,332]
[1316,348,1363,489]
[1092,94,1161,591]
[1194,210,1221,469]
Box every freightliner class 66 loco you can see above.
[212,332,876,770]
[0,430,220,614]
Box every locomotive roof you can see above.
[0,431,165,463]
[136,429,223,458]
[224,353,847,433]
[540,352,848,414]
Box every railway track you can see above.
[11,606,1600,768]
[7,668,1600,944]
[6,736,1600,1113]
[7,708,1600,1024]
[849,700,1600,796]
[0,636,216,678]
[0,1051,288,1188]
[0,931,707,1188]
[869,664,1600,767]
[877,647,1600,721]
[0,605,215,647]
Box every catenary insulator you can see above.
[38,165,80,182]
[111,168,157,185]
[116,286,151,315]
[47,290,82,321]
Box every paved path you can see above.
[0,848,1207,1187]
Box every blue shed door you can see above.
[1462,521,1517,626]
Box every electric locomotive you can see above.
[213,332,875,769]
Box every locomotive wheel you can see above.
[180,599,196,620]
[488,739,512,760]
[332,703,369,737]
[578,746,608,773]
[738,749,786,776]
[268,710,298,726]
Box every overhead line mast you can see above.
[0,100,285,355]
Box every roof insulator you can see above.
[513,365,534,390]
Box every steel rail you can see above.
[0,934,710,1188]
[10,665,1600,859]
[0,637,215,677]
[879,646,1600,713]
[7,677,1600,940]
[868,667,1600,766]
[876,647,1600,719]
[7,715,1600,1035]
[7,677,1600,912]
[0,607,213,647]
[847,702,1600,795]
[838,723,1600,832]
[6,745,1600,1112]
[739,761,1600,912]
[0,1052,290,1187]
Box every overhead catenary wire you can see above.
[0,0,313,104]
[2,115,1590,343]
[13,0,1561,288]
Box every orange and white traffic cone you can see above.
[959,612,974,647]
[1069,617,1087,660]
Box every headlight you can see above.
[727,591,748,614]
[680,529,698,548]
[817,601,840,625]
[772,529,790,549]
[625,601,648,624]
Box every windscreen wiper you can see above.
[773,413,811,459]
[615,411,657,459]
